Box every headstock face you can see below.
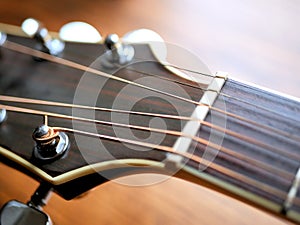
[0,24,213,198]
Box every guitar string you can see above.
[1,95,300,163]
[1,103,300,207]
[0,102,295,203]
[0,102,296,182]
[2,40,300,144]
[126,67,300,124]
[52,126,300,207]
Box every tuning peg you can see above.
[59,21,102,43]
[122,29,164,44]
[122,29,167,63]
[21,18,64,56]
[122,29,200,82]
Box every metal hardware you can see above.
[0,31,7,46]
[0,109,6,124]
[32,125,69,162]
[0,183,53,225]
[0,32,7,59]
[22,18,64,56]
[28,183,53,209]
[101,34,135,70]
[0,200,52,225]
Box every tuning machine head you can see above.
[100,29,165,72]
[22,18,65,56]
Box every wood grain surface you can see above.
[0,0,299,224]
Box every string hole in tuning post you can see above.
[21,18,65,58]
[32,125,69,162]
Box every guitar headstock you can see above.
[1,10,300,224]
[0,19,221,200]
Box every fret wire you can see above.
[1,95,299,163]
[2,40,300,144]
[0,103,295,181]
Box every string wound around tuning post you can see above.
[32,124,70,162]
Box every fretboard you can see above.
[185,78,300,223]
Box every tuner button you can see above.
[0,109,7,124]
[21,18,65,56]
[122,29,167,63]
[122,29,164,44]
[122,29,194,82]
[59,22,102,43]
[21,18,42,37]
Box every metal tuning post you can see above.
[101,34,135,70]
[0,31,7,58]
[0,109,7,124]
[0,31,7,46]
[21,18,64,56]
[27,183,53,210]
[32,125,69,162]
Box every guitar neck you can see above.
[179,78,300,223]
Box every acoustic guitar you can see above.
[0,19,299,225]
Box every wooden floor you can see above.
[0,0,299,224]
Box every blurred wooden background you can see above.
[0,0,299,224]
